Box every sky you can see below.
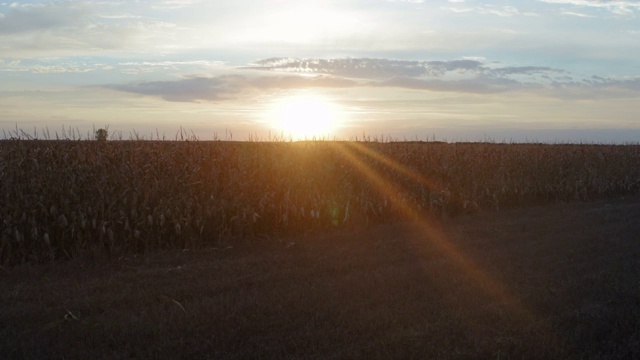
[1,0,640,142]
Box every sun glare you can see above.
[268,94,344,140]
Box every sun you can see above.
[268,93,344,140]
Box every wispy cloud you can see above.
[152,0,202,10]
[372,76,526,94]
[443,4,537,17]
[0,60,114,74]
[0,2,88,34]
[387,0,425,3]
[561,10,595,17]
[540,0,640,15]
[478,5,538,17]
[118,60,225,75]
[246,58,485,79]
[0,1,183,57]
[97,13,142,19]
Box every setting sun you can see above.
[268,93,345,140]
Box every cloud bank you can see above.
[108,74,356,102]
[245,58,485,79]
[106,57,640,102]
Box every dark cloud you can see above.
[107,74,357,102]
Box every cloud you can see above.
[106,57,640,102]
[152,0,201,10]
[118,60,225,75]
[106,74,357,102]
[0,2,182,57]
[0,2,92,35]
[591,76,640,92]
[98,13,142,19]
[540,0,640,15]
[249,75,357,89]
[444,6,474,13]
[108,76,242,102]
[386,0,425,3]
[246,58,485,79]
[0,59,114,74]
[372,76,526,94]
[540,0,640,6]
[246,57,565,84]
[489,66,564,77]
[478,5,535,17]
[443,4,538,17]
[530,74,640,100]
[561,11,595,17]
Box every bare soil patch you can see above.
[2,196,639,359]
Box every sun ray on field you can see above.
[344,141,448,194]
[330,141,535,323]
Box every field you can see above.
[1,140,640,358]
[2,140,640,264]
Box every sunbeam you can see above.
[329,141,535,323]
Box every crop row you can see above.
[1,140,639,265]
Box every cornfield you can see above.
[1,139,639,265]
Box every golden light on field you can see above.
[267,93,345,140]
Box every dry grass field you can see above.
[1,140,639,359]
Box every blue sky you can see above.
[1,0,640,142]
